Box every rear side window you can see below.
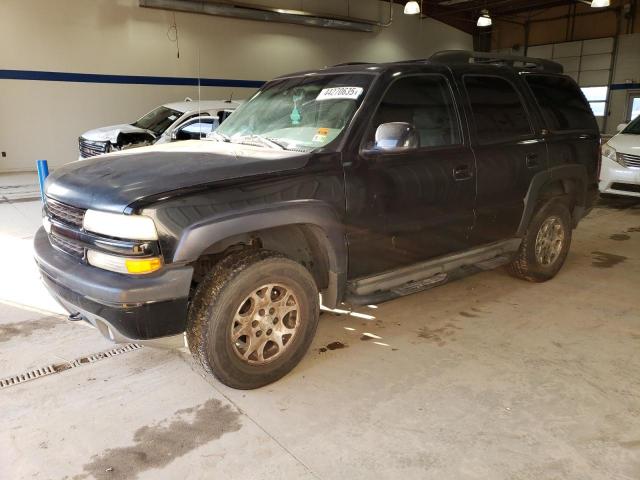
[367,75,461,149]
[524,75,598,132]
[464,75,533,143]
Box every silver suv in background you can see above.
[78,99,239,159]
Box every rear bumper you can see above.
[33,227,193,342]
[599,156,640,198]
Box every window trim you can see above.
[358,72,465,155]
[522,72,599,134]
[626,91,640,122]
[174,111,210,129]
[179,116,217,132]
[462,73,535,146]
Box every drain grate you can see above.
[0,343,142,390]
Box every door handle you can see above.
[453,165,473,181]
[526,153,539,168]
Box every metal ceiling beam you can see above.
[139,0,390,32]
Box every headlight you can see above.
[601,143,621,165]
[83,210,158,240]
[87,250,163,275]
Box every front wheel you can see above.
[187,249,319,389]
[507,200,573,282]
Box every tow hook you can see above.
[68,312,83,322]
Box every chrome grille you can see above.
[79,137,109,158]
[618,152,640,168]
[46,198,85,228]
[50,232,85,259]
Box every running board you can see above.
[344,239,520,305]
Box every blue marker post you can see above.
[36,159,49,203]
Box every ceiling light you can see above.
[590,0,610,7]
[477,9,492,27]
[404,1,421,15]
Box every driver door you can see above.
[344,74,476,279]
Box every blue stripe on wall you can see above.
[3,69,634,92]
[0,69,265,89]
[611,83,640,91]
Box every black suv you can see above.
[35,51,600,389]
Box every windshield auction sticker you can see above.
[316,87,364,101]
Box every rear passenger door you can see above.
[462,74,548,244]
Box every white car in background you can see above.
[78,99,239,159]
[600,116,640,197]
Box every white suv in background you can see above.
[78,99,239,159]
[600,116,640,197]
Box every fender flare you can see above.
[517,165,588,236]
[172,200,347,308]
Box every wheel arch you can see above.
[173,200,347,308]
[517,165,588,236]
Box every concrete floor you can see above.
[1,178,639,479]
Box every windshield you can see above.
[622,115,640,135]
[133,106,182,135]
[214,74,373,151]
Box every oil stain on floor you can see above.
[609,233,630,241]
[417,323,462,347]
[319,341,347,352]
[73,399,241,480]
[591,251,627,268]
[0,317,65,343]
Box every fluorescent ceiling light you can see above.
[477,9,492,27]
[590,0,610,7]
[404,1,421,15]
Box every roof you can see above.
[162,100,241,113]
[274,50,564,79]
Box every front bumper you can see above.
[33,227,193,343]
[599,156,640,198]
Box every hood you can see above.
[45,141,310,213]
[606,132,640,155]
[81,124,155,143]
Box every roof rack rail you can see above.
[429,50,563,74]
[331,61,372,67]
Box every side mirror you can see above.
[373,122,420,151]
[617,123,628,133]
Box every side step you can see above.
[344,239,520,306]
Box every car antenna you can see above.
[197,46,201,120]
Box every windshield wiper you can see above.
[209,131,231,142]
[236,134,286,150]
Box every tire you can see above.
[186,249,319,389]
[507,200,573,282]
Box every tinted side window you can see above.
[464,75,532,143]
[524,75,598,132]
[368,75,461,148]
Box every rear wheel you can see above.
[507,201,573,282]
[187,249,319,389]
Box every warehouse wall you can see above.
[0,0,472,172]
[491,3,634,50]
